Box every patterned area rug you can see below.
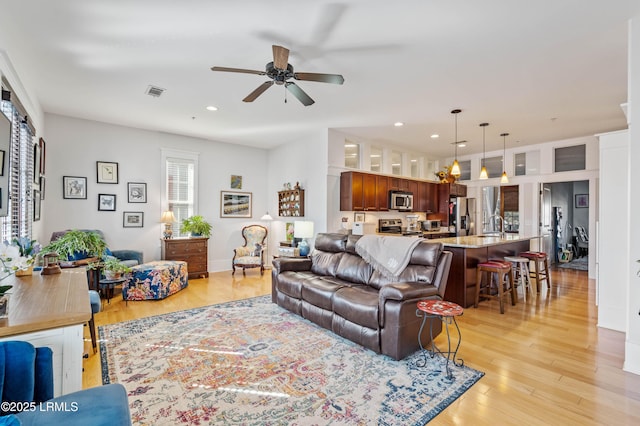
[100,296,484,425]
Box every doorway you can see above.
[539,180,589,265]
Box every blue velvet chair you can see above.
[0,341,131,425]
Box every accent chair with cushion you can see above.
[0,341,131,425]
[232,225,267,275]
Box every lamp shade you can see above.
[261,212,273,221]
[160,211,177,223]
[294,221,314,239]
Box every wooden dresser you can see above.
[161,237,209,279]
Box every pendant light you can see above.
[500,132,509,184]
[479,122,489,180]
[450,109,461,177]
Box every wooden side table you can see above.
[416,299,464,378]
[161,237,209,279]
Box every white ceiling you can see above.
[1,0,638,157]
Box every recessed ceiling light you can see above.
[458,143,466,148]
[394,122,404,127]
[370,154,381,158]
[430,134,439,139]
[206,105,218,111]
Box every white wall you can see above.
[625,16,640,375]
[266,129,329,250]
[43,113,269,272]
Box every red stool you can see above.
[520,251,551,293]
[475,260,515,314]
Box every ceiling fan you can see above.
[211,45,344,106]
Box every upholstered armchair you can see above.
[0,341,131,425]
[232,225,267,275]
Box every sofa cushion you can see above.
[345,234,362,254]
[335,252,373,285]
[368,265,437,289]
[410,241,443,266]
[333,286,380,330]
[310,251,344,277]
[301,276,355,310]
[276,271,316,299]
[313,233,348,252]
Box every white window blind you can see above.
[166,156,195,238]
[0,99,34,242]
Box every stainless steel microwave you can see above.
[389,191,414,211]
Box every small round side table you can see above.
[99,277,127,305]
[415,299,464,378]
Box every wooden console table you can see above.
[0,269,91,397]
[161,237,209,279]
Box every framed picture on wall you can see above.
[575,194,588,208]
[33,142,41,185]
[96,161,119,184]
[0,150,4,176]
[63,176,87,199]
[127,182,147,203]
[123,211,144,227]
[39,137,46,175]
[98,194,116,211]
[33,190,41,221]
[220,191,252,218]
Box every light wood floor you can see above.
[82,267,640,425]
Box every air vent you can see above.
[145,85,165,97]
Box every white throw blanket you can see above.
[355,235,421,280]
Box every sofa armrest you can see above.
[111,249,143,266]
[272,257,312,274]
[379,281,441,303]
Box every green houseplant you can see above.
[101,257,131,280]
[43,230,107,261]
[180,215,212,238]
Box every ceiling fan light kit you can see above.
[211,45,344,106]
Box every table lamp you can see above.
[294,221,314,256]
[160,211,177,239]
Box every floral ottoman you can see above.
[122,260,188,301]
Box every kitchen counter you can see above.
[437,234,538,248]
[440,235,538,308]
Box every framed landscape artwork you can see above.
[63,176,87,199]
[220,191,252,218]
[123,211,144,227]
[97,161,119,184]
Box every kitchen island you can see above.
[436,234,538,307]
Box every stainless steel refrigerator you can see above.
[448,196,476,236]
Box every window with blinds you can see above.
[166,156,196,238]
[0,98,34,242]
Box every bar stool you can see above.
[519,251,551,293]
[475,260,515,314]
[504,255,532,301]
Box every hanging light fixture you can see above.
[450,109,462,177]
[479,122,489,180]
[500,132,509,184]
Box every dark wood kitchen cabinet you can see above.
[417,181,437,213]
[340,171,389,211]
[161,237,209,279]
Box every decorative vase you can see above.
[15,265,33,276]
[0,294,9,318]
[104,271,122,280]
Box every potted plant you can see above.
[180,215,212,238]
[102,257,132,280]
[12,237,42,276]
[42,230,107,262]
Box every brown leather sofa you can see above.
[271,233,453,360]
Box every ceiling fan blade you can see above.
[285,82,315,106]
[211,66,266,76]
[272,45,290,70]
[243,81,273,102]
[294,72,344,85]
